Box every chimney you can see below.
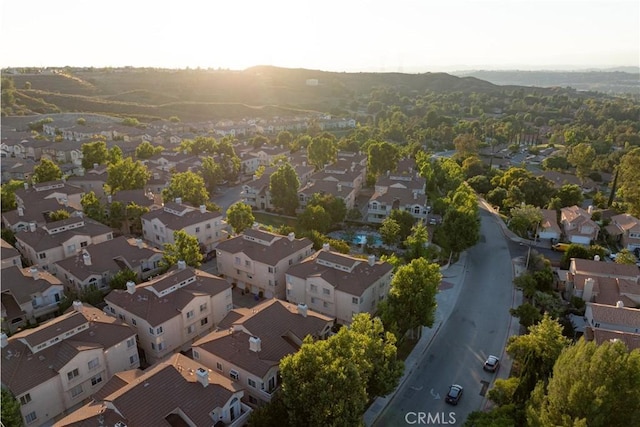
[252,222,259,230]
[107,195,112,204]
[413,192,418,200]
[322,242,330,252]
[337,183,342,192]
[588,205,594,214]
[72,300,84,313]
[199,205,206,214]
[29,222,36,232]
[136,238,143,249]
[175,197,182,205]
[288,232,295,242]
[583,278,595,303]
[29,267,40,280]
[196,367,209,388]
[249,336,262,352]
[126,281,136,294]
[297,303,308,318]
[178,260,186,270]
[616,300,624,308]
[62,198,68,207]
[594,255,600,262]
[82,251,92,266]
[0,332,8,348]
[368,255,376,266]
[386,170,390,177]
[24,182,29,190]
[17,207,24,217]
[302,161,306,167]
[93,163,99,169]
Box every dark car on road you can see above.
[483,355,500,372]
[445,384,463,405]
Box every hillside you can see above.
[3,66,568,122]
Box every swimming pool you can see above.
[340,233,383,247]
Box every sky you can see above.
[1,0,638,73]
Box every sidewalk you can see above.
[363,252,470,427]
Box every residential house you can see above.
[584,302,640,335]
[0,303,140,427]
[1,238,23,269]
[583,327,640,351]
[2,198,79,233]
[241,171,273,210]
[41,141,83,166]
[606,213,640,253]
[104,263,232,364]
[540,170,596,192]
[252,145,291,167]
[65,167,108,198]
[53,236,163,294]
[0,157,36,183]
[538,209,562,242]
[285,246,394,325]
[567,258,640,307]
[15,180,85,211]
[53,353,251,427]
[141,200,228,252]
[14,217,114,271]
[215,229,314,299]
[560,205,600,245]
[367,187,429,224]
[298,180,357,212]
[143,150,197,173]
[1,266,64,333]
[192,298,333,407]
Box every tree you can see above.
[1,180,24,212]
[615,248,638,265]
[554,184,584,208]
[161,230,203,269]
[81,139,109,169]
[122,117,140,127]
[33,158,62,183]
[49,209,70,222]
[135,140,162,159]
[506,314,570,405]
[439,208,480,255]
[367,141,400,179]
[109,268,139,290]
[389,209,416,242]
[106,158,150,194]
[108,201,125,229]
[226,202,255,235]
[567,143,596,182]
[510,302,543,329]
[404,222,429,261]
[1,388,23,427]
[560,244,592,269]
[381,258,441,340]
[509,205,543,239]
[379,217,401,246]
[453,133,480,159]
[307,135,337,170]
[298,205,332,234]
[108,145,123,165]
[269,162,299,215]
[216,138,241,181]
[617,148,640,216]
[527,338,640,427]
[162,171,209,207]
[307,193,346,224]
[124,202,149,235]
[200,156,223,193]
[81,191,105,223]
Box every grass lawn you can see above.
[253,211,298,229]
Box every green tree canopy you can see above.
[617,147,640,216]
[269,162,299,215]
[404,222,430,261]
[81,191,105,223]
[1,180,24,212]
[307,193,346,225]
[567,143,596,182]
[554,184,584,208]
[298,205,332,234]
[381,257,441,340]
[226,202,255,235]
[81,139,109,169]
[200,156,223,194]
[161,229,203,269]
[527,338,640,427]
[106,157,150,194]
[109,268,139,290]
[379,217,401,246]
[48,209,71,222]
[33,158,62,183]
[135,140,163,159]
[388,209,416,242]
[367,141,400,179]
[162,171,210,207]
[1,388,23,427]
[108,145,123,165]
[509,205,543,238]
[308,135,338,170]
[615,248,638,265]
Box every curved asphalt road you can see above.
[374,206,517,426]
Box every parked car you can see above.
[445,384,463,405]
[552,243,571,252]
[483,355,500,372]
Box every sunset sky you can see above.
[1,0,638,72]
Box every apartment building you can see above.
[215,229,314,299]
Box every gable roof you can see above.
[1,238,20,260]
[571,258,640,280]
[1,265,63,305]
[15,218,113,251]
[141,202,221,230]
[586,302,640,329]
[216,230,313,266]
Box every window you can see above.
[38,252,46,259]
[311,297,317,304]
[20,394,31,405]
[200,317,209,326]
[248,378,257,388]
[158,342,165,351]
[195,227,200,233]
[193,350,200,359]
[156,326,163,334]
[414,206,420,214]
[289,259,293,265]
[248,395,258,404]
[268,266,274,273]
[216,362,223,371]
[187,324,195,334]
[199,303,207,312]
[25,411,37,424]
[323,288,330,295]
[127,337,135,348]
[131,318,137,326]
[235,257,241,265]
[70,384,83,398]
[323,301,330,308]
[91,374,103,386]
[129,354,139,365]
[88,357,100,370]
[154,224,158,230]
[80,241,88,248]
[206,223,211,229]
[67,244,76,253]
[67,368,79,381]
[310,284,318,293]
[229,370,239,380]
[151,342,156,350]
[186,310,195,319]
[352,297,359,305]
[245,260,251,267]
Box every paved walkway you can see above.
[363,252,470,426]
